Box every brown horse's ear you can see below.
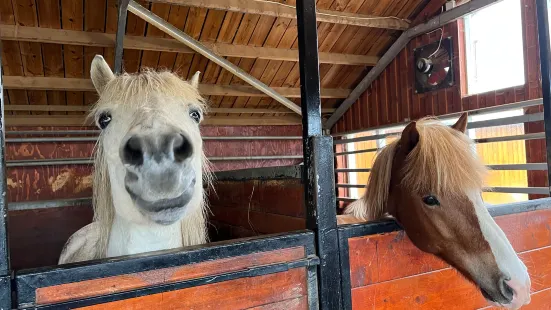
[400,121,420,155]
[90,55,115,95]
[452,112,468,133]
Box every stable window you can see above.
[463,0,524,95]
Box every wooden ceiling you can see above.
[0,0,430,126]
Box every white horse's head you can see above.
[90,55,208,239]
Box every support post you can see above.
[0,42,10,310]
[296,0,342,309]
[114,0,131,74]
[536,0,551,194]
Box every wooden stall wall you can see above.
[332,0,547,197]
[345,209,551,309]
[207,167,305,241]
[6,125,302,270]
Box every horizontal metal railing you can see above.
[6,155,304,167]
[5,135,303,143]
[334,98,550,202]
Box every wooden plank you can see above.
[246,296,308,310]
[36,0,65,116]
[210,204,306,234]
[348,209,551,287]
[352,246,551,309]
[148,0,410,30]
[122,0,148,73]
[5,115,303,126]
[3,76,351,98]
[78,268,307,310]
[0,1,28,116]
[139,3,171,70]
[13,0,48,115]
[36,247,305,305]
[83,0,107,108]
[411,0,448,26]
[3,105,335,113]
[156,6,189,70]
[60,0,84,114]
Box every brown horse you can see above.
[338,113,531,309]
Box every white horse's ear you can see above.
[91,55,115,95]
[190,71,200,88]
[452,112,468,133]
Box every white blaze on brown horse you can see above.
[338,113,531,309]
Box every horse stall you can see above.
[1,0,551,309]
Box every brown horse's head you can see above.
[345,113,531,309]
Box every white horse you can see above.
[59,55,210,264]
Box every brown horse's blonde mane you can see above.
[90,70,211,258]
[346,117,488,221]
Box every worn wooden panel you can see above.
[77,268,307,310]
[351,245,551,309]
[247,296,308,310]
[9,205,93,270]
[36,247,305,305]
[482,288,551,310]
[348,209,551,287]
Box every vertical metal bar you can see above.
[114,0,131,74]
[0,41,9,277]
[536,0,551,194]
[296,0,342,309]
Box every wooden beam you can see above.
[148,0,410,30]
[0,25,379,66]
[5,115,302,126]
[411,0,448,26]
[3,76,350,98]
[4,105,336,113]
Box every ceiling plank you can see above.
[3,76,351,98]
[0,25,378,66]
[410,0,448,26]
[148,0,410,30]
[4,105,336,113]
[5,115,302,126]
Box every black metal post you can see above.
[0,42,10,310]
[114,0,131,74]
[296,0,342,309]
[536,0,551,194]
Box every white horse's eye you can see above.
[98,113,112,129]
[189,110,201,123]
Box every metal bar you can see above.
[488,163,548,171]
[0,41,9,277]
[7,130,100,136]
[336,197,356,202]
[114,0,131,74]
[335,168,372,173]
[474,133,544,143]
[5,155,304,167]
[332,98,543,137]
[5,136,303,143]
[9,198,92,211]
[127,1,301,115]
[537,0,551,195]
[334,148,378,156]
[334,111,543,144]
[336,184,365,188]
[324,0,506,130]
[296,0,341,308]
[487,187,549,195]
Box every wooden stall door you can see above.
[340,208,551,309]
[15,232,318,309]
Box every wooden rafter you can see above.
[5,115,302,126]
[3,76,351,99]
[4,105,336,114]
[411,0,448,26]
[148,0,410,30]
[0,25,379,66]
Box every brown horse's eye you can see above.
[422,195,440,207]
